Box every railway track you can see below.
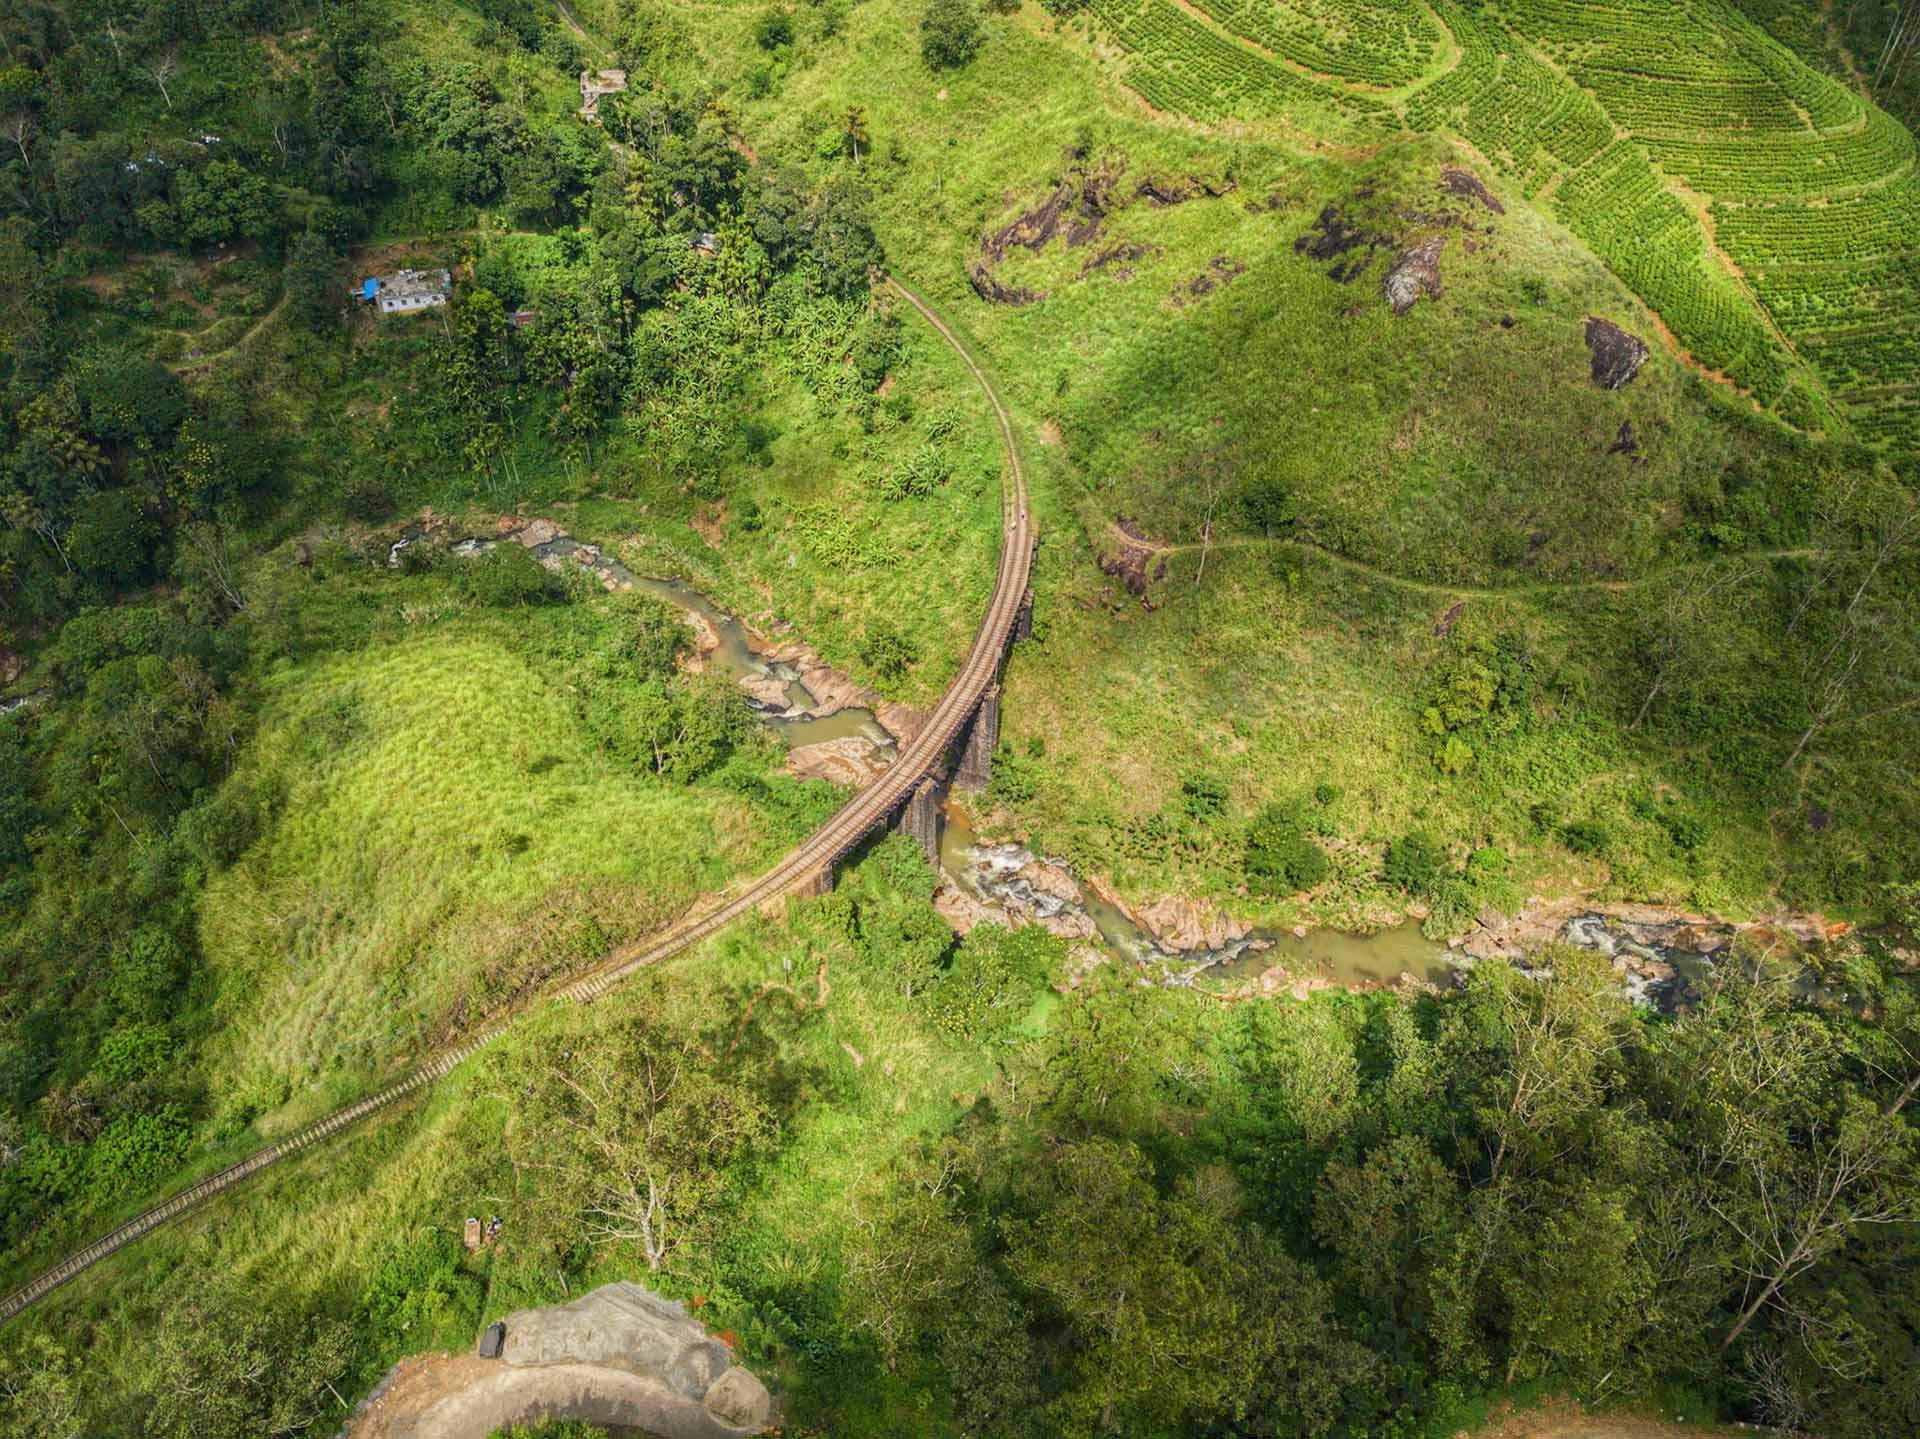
[0,275,1031,1326]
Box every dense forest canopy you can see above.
[0,0,1915,1437]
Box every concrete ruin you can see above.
[375,1282,771,1438]
[579,68,627,122]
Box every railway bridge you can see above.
[0,275,1033,1324]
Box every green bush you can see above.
[85,1104,191,1204]
[988,744,1039,805]
[927,923,1059,1040]
[92,1024,174,1087]
[859,622,920,681]
[1182,771,1229,821]
[1560,820,1610,856]
[463,545,559,606]
[178,780,271,869]
[1245,802,1330,896]
[921,0,985,68]
[1658,810,1708,851]
[1383,831,1446,896]
[107,927,187,1018]
[358,1227,486,1356]
[754,7,794,49]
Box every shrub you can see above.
[921,0,984,69]
[178,780,270,869]
[1561,820,1610,856]
[1658,810,1709,851]
[463,545,558,606]
[85,1104,191,1203]
[92,1024,174,1087]
[66,490,157,589]
[988,745,1039,806]
[1181,772,1229,821]
[108,927,187,1017]
[1313,782,1344,806]
[859,622,920,682]
[1245,803,1330,896]
[358,1228,486,1355]
[927,923,1059,1040]
[1383,831,1446,896]
[754,7,794,48]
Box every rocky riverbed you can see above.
[389,512,914,785]
[932,806,1848,1009]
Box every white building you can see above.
[362,269,452,315]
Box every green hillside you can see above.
[1,1,1916,1438]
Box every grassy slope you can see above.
[7,0,1908,1407]
[196,628,756,1125]
[655,0,1900,924]
[19,848,1006,1436]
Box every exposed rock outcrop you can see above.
[1382,235,1447,315]
[786,735,891,787]
[1134,895,1251,953]
[365,1283,771,1439]
[1584,316,1650,389]
[1439,166,1504,215]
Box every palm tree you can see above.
[843,105,870,165]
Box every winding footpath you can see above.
[0,276,1032,1325]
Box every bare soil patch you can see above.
[1099,517,1171,599]
[1440,165,1505,214]
[345,1353,495,1439]
[1458,1395,1749,1439]
[1174,255,1246,304]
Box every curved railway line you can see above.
[0,275,1032,1326]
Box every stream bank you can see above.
[391,513,917,783]
[934,800,1847,1010]
[387,512,1848,1013]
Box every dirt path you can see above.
[168,292,289,373]
[551,0,609,58]
[1460,1395,1753,1439]
[1104,521,1820,599]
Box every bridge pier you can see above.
[1013,585,1034,644]
[896,777,941,869]
[798,863,834,898]
[954,683,1000,791]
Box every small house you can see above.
[691,232,721,255]
[362,268,452,316]
[579,68,628,123]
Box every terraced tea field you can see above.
[1084,0,1920,453]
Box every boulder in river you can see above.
[935,883,1006,937]
[737,672,793,709]
[874,700,929,745]
[786,736,890,787]
[1135,895,1249,953]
